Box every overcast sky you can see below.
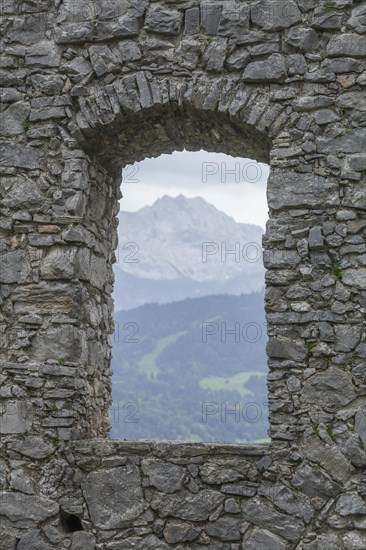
[120,151,269,230]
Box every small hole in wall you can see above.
[60,510,84,533]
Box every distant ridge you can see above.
[114,195,265,310]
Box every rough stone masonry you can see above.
[0,0,365,548]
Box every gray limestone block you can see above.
[224,498,240,514]
[258,482,314,523]
[267,171,339,209]
[71,532,96,550]
[0,528,17,550]
[336,431,366,469]
[31,324,84,363]
[55,21,94,43]
[314,109,341,125]
[221,484,258,497]
[40,247,78,280]
[312,6,343,30]
[185,7,200,35]
[218,1,250,37]
[226,48,250,70]
[242,528,287,550]
[336,493,366,516]
[347,3,366,34]
[242,54,287,82]
[267,338,307,362]
[145,7,183,35]
[342,531,366,550]
[0,493,59,522]
[241,496,305,542]
[355,408,366,450]
[152,489,224,521]
[62,57,93,83]
[292,463,340,500]
[327,34,366,57]
[203,37,228,72]
[0,400,33,434]
[141,458,186,493]
[163,520,200,544]
[303,534,339,550]
[0,250,31,284]
[302,435,355,485]
[8,436,55,459]
[18,531,52,550]
[104,534,169,549]
[292,95,334,111]
[89,44,120,77]
[0,101,30,136]
[342,268,366,289]
[56,0,94,23]
[322,57,363,74]
[288,54,306,75]
[301,367,356,412]
[118,40,141,63]
[205,516,249,541]
[263,249,301,269]
[334,324,362,352]
[25,41,61,67]
[0,143,43,170]
[31,74,65,95]
[284,27,319,51]
[10,469,36,495]
[308,226,324,250]
[201,1,223,35]
[83,464,144,529]
[199,457,252,484]
[95,14,141,41]
[349,155,366,172]
[251,0,302,31]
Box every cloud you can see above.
[120,151,269,229]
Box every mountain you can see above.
[110,292,269,443]
[113,195,265,310]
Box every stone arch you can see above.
[68,74,274,170]
[60,75,280,440]
[1,1,365,548]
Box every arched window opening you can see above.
[111,151,269,443]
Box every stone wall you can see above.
[0,0,365,548]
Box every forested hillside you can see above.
[111,292,269,443]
